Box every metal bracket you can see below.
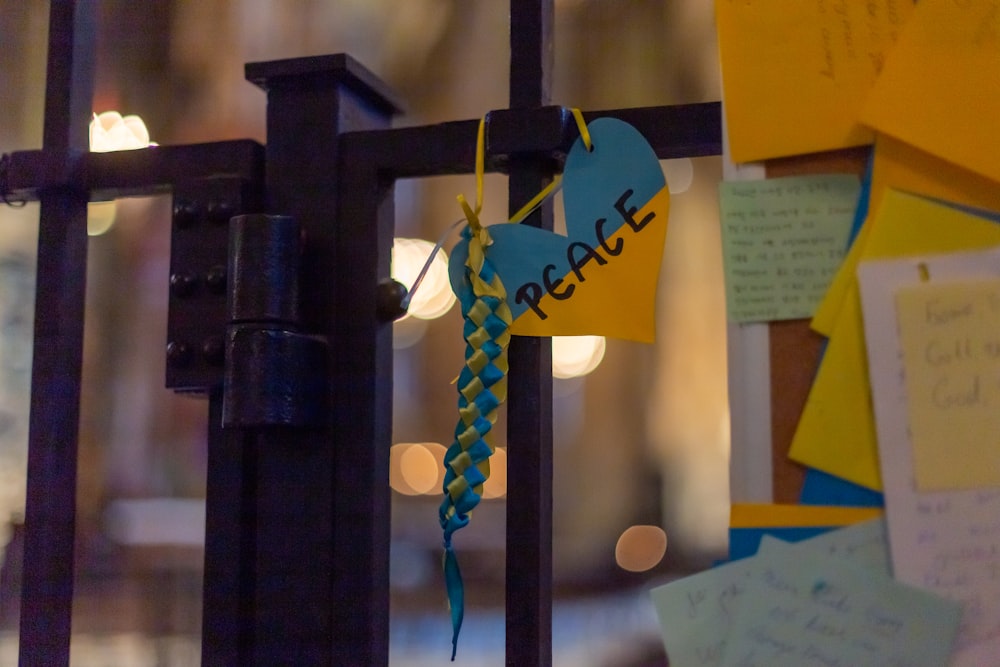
[166,176,263,392]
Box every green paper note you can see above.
[650,519,888,667]
[719,174,860,323]
[721,537,962,667]
[651,559,754,667]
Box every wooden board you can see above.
[765,147,869,502]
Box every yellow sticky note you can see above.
[812,219,872,337]
[789,190,1000,490]
[896,280,1000,491]
[861,0,1000,183]
[716,0,912,162]
[811,134,1000,337]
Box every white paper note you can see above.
[858,247,1000,665]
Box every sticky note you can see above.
[719,175,860,323]
[868,135,1000,226]
[716,0,913,162]
[789,190,1000,490]
[799,469,884,508]
[730,503,882,529]
[861,0,1000,184]
[720,537,961,667]
[812,134,1000,338]
[895,279,1000,491]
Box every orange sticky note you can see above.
[789,190,1000,490]
[861,0,1000,183]
[716,0,912,163]
[730,503,882,529]
[868,135,1000,222]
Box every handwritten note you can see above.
[716,0,913,162]
[719,174,860,323]
[794,518,889,574]
[650,559,754,667]
[721,537,961,667]
[859,250,1000,666]
[861,0,1000,184]
[896,280,1000,491]
[651,519,888,667]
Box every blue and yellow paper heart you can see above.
[440,113,670,659]
[449,117,670,343]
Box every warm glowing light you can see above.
[87,202,117,236]
[392,237,456,320]
[389,444,420,495]
[400,444,438,494]
[615,525,668,572]
[88,111,154,236]
[389,442,448,496]
[552,335,606,378]
[422,442,448,476]
[392,316,429,350]
[89,111,152,152]
[481,447,507,499]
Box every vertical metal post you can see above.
[18,2,96,665]
[330,161,396,666]
[244,55,399,665]
[202,390,256,665]
[506,1,555,665]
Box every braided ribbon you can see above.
[439,111,593,660]
[438,119,509,660]
[439,216,511,660]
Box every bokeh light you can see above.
[392,237,456,320]
[614,524,668,572]
[89,111,152,152]
[88,111,154,236]
[481,446,507,499]
[552,335,606,379]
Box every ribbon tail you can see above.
[444,544,465,661]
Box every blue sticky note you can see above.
[800,468,884,508]
[728,526,830,561]
[847,150,873,245]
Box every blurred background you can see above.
[0,1,728,665]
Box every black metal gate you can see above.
[1,1,721,664]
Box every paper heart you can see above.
[450,118,670,343]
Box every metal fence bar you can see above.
[18,2,95,665]
[506,1,556,665]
